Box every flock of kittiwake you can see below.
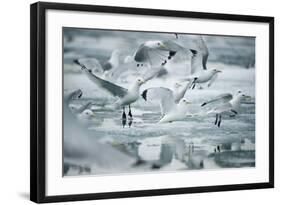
[67,35,251,128]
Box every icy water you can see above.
[64,63,255,176]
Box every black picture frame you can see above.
[30,2,274,203]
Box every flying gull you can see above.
[133,40,184,81]
[141,87,192,123]
[100,40,182,82]
[77,49,121,76]
[183,69,222,89]
[74,59,145,122]
[181,36,221,89]
[201,91,251,127]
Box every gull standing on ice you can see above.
[74,59,145,123]
[201,91,251,127]
[181,36,222,89]
[141,87,192,123]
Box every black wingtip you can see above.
[231,109,238,115]
[73,59,81,66]
[190,49,197,55]
[201,102,207,107]
[169,50,177,57]
[78,90,83,99]
[73,59,88,71]
[141,90,148,101]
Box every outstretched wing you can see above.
[197,36,209,70]
[163,40,185,53]
[134,42,177,67]
[190,49,203,74]
[77,58,104,73]
[141,87,175,115]
[74,60,128,98]
[141,65,166,82]
[64,89,83,104]
[201,93,233,107]
[189,36,209,74]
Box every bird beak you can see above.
[186,101,192,105]
[159,43,169,51]
[216,70,222,73]
[244,95,251,100]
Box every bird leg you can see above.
[190,78,198,89]
[128,105,133,118]
[192,83,196,89]
[217,115,222,127]
[122,107,127,128]
[215,114,218,125]
[128,105,133,128]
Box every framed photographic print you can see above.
[30,2,274,203]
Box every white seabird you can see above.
[133,40,183,81]
[201,90,251,127]
[134,40,178,66]
[141,87,192,123]
[74,59,145,120]
[77,49,121,77]
[183,69,222,89]
[181,36,221,89]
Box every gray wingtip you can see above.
[141,90,148,101]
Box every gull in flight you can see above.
[141,87,192,123]
[134,40,178,67]
[77,49,121,78]
[181,36,221,89]
[74,59,145,124]
[102,40,182,82]
[201,91,251,127]
[133,40,183,81]
[184,69,222,89]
